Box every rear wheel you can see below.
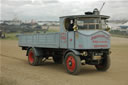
[95,54,110,71]
[64,52,81,75]
[28,48,40,66]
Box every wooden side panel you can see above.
[18,33,60,48]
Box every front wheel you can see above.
[64,52,81,75]
[95,54,111,71]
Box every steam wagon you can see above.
[18,8,111,75]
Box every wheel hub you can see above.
[69,60,72,66]
[66,56,76,72]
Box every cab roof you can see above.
[60,15,110,19]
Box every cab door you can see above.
[68,31,75,49]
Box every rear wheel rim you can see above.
[28,51,34,64]
[66,56,76,72]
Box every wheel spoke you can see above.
[66,56,76,72]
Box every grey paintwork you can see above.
[18,30,110,50]
[75,30,110,49]
[18,15,110,50]
[19,33,60,48]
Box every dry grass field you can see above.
[0,37,128,85]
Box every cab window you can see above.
[76,18,99,30]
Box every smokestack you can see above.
[93,8,100,15]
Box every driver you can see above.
[68,19,74,31]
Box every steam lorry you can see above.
[18,8,111,75]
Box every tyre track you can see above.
[0,54,26,62]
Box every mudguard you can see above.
[64,49,80,58]
[26,47,42,57]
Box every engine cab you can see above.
[59,8,110,49]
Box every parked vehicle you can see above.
[18,8,111,75]
[0,30,5,38]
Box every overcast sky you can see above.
[0,0,128,21]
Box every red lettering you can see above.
[93,40,108,43]
[61,36,66,40]
[94,45,108,48]
[91,35,109,40]
[61,33,66,35]
[79,44,83,48]
[70,39,72,42]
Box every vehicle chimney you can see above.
[93,8,100,15]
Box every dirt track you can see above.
[0,37,128,85]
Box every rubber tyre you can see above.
[28,48,40,66]
[64,52,81,75]
[53,56,63,64]
[95,54,110,71]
